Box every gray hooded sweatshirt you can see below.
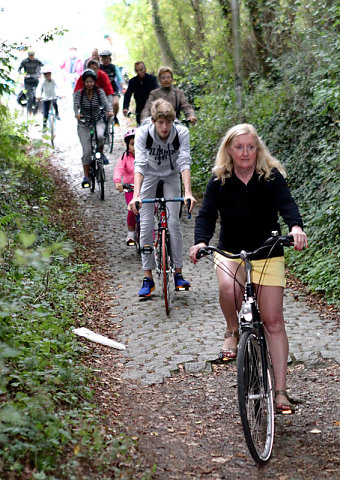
[134,118,191,178]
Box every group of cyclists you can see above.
[18,47,308,415]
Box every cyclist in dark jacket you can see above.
[123,61,158,125]
[189,123,307,414]
[18,51,44,114]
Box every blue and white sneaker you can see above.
[174,273,191,291]
[138,277,155,297]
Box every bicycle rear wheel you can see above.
[161,229,171,315]
[237,329,274,465]
[109,122,114,153]
[97,163,105,200]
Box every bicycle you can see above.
[80,116,105,201]
[122,183,141,254]
[196,232,293,465]
[137,191,191,315]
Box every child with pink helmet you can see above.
[113,128,136,245]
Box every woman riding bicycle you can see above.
[129,99,196,297]
[189,123,307,414]
[73,69,113,187]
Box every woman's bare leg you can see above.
[257,285,290,406]
[216,260,245,353]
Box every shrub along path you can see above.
[49,117,339,479]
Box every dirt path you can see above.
[50,114,339,479]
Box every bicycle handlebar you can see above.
[135,197,191,219]
[196,234,294,260]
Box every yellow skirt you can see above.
[214,251,285,287]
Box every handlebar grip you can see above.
[282,234,294,246]
[186,198,191,219]
[196,248,208,260]
[135,201,140,211]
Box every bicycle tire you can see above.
[237,329,274,465]
[50,115,56,148]
[161,229,171,315]
[135,216,141,255]
[90,162,96,193]
[97,163,105,200]
[109,122,114,153]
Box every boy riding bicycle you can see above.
[129,99,196,297]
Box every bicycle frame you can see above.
[140,196,189,314]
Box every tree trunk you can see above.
[189,0,207,55]
[149,0,178,71]
[246,0,276,75]
[230,0,243,111]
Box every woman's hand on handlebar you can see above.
[189,242,207,264]
[106,111,114,117]
[289,226,308,251]
[75,114,82,121]
[128,196,142,215]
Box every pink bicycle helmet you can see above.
[124,128,136,146]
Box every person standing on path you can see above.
[123,61,158,126]
[189,123,308,414]
[140,66,196,125]
[129,99,196,297]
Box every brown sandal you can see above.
[218,330,240,362]
[275,390,296,415]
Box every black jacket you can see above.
[195,169,303,259]
[123,73,158,113]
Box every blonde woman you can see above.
[189,123,307,414]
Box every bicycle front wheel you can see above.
[90,162,96,193]
[97,163,105,200]
[109,122,114,153]
[237,329,274,465]
[49,115,56,148]
[161,229,171,315]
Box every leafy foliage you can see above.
[0,109,134,478]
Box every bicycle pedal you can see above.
[126,240,136,246]
[175,285,190,291]
[141,245,153,254]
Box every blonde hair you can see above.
[150,99,176,122]
[158,66,173,79]
[212,123,286,183]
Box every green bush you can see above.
[0,108,134,478]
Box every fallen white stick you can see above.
[73,327,126,350]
